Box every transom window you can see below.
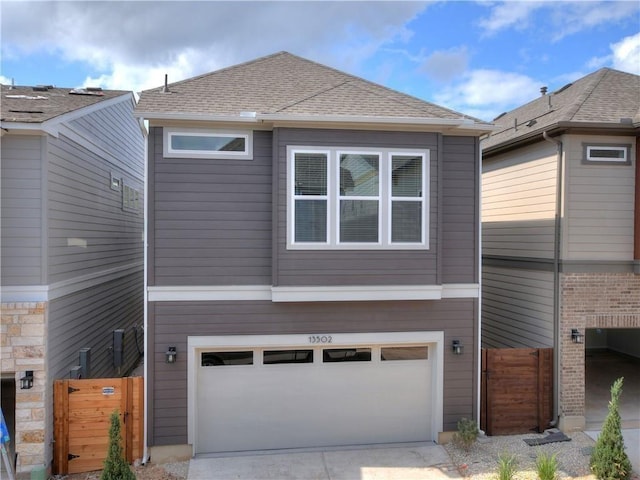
[584,144,630,164]
[164,128,253,159]
[288,147,429,249]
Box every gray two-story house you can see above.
[1,85,145,474]
[136,52,493,459]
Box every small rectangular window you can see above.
[264,350,313,364]
[323,348,371,362]
[202,351,253,366]
[381,346,428,361]
[165,128,253,159]
[584,145,629,164]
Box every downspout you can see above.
[543,131,563,426]
[634,135,640,274]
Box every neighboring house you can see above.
[481,68,640,432]
[135,51,493,459]
[0,85,145,474]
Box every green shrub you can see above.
[536,451,558,480]
[590,377,632,480]
[496,453,518,480]
[452,417,479,452]
[101,410,135,480]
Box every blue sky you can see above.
[1,0,639,121]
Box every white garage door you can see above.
[195,342,434,454]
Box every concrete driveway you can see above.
[187,444,462,480]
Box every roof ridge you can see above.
[559,68,609,122]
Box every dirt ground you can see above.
[52,462,188,480]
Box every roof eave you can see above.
[483,121,639,158]
[135,111,495,134]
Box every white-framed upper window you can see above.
[164,128,253,159]
[288,146,429,250]
[584,144,630,164]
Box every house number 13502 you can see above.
[309,335,332,344]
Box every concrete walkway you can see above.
[187,444,461,480]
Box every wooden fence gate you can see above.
[481,348,553,435]
[53,377,143,475]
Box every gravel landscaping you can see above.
[444,430,639,480]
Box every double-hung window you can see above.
[288,146,429,249]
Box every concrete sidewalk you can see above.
[187,444,461,480]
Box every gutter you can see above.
[543,130,563,427]
[133,111,496,134]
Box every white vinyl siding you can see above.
[482,142,557,259]
[482,266,554,348]
[563,135,636,261]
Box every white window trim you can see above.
[164,127,253,159]
[287,146,429,250]
[584,144,630,164]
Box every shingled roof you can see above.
[1,85,130,124]
[483,68,640,153]
[136,51,491,132]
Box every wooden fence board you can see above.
[53,377,143,475]
[481,348,553,435]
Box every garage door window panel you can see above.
[201,351,254,366]
[381,346,429,361]
[264,349,314,364]
[323,347,372,362]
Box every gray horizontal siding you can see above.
[149,127,273,286]
[482,142,557,260]
[69,96,145,178]
[274,128,440,287]
[563,135,635,261]
[48,269,143,382]
[481,265,554,348]
[441,136,478,283]
[1,135,44,285]
[46,132,143,283]
[148,298,478,446]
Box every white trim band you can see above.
[148,283,479,302]
[1,262,143,303]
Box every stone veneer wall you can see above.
[0,302,47,473]
[560,273,640,430]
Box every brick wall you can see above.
[1,302,47,473]
[560,273,640,423]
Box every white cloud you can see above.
[611,32,640,75]
[586,32,640,75]
[420,46,469,83]
[0,75,13,85]
[478,1,639,41]
[1,1,427,92]
[434,69,541,121]
[477,1,543,35]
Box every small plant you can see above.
[536,451,558,480]
[101,410,135,480]
[452,417,479,452]
[590,377,632,480]
[496,453,518,480]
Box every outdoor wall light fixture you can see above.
[20,370,34,390]
[452,340,464,355]
[571,329,584,344]
[165,346,177,364]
